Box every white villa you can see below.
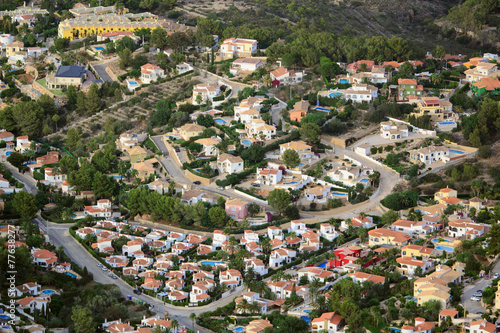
[217,154,244,174]
[410,146,450,165]
[192,84,221,105]
[141,64,165,84]
[245,119,276,140]
[380,121,409,140]
[327,165,373,187]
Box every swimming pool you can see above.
[214,118,227,124]
[112,175,124,180]
[200,261,225,267]
[317,261,328,269]
[194,168,202,173]
[42,289,57,295]
[304,309,312,313]
[339,79,349,84]
[94,46,105,51]
[0,315,10,320]
[450,149,464,155]
[5,151,12,156]
[328,92,343,98]
[248,218,264,221]
[300,316,311,324]
[436,245,454,252]
[242,140,252,145]
[315,107,330,111]
[360,179,370,184]
[128,81,138,86]
[298,163,304,167]
[438,121,456,125]
[432,238,452,243]
[64,272,78,278]
[283,181,298,185]
[233,327,244,333]
[331,192,347,196]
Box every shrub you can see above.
[478,145,492,159]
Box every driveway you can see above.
[93,62,114,82]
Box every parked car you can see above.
[494,273,499,279]
[193,181,201,185]
[97,263,102,267]
[217,186,225,190]
[133,289,141,295]
[112,275,118,279]
[102,267,108,271]
[108,272,114,277]
[175,148,181,152]
[471,296,481,301]
[251,183,260,187]
[474,290,483,297]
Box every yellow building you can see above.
[58,13,161,41]
[178,123,205,140]
[128,146,148,163]
[6,41,24,58]
[400,245,437,259]
[412,98,455,122]
[367,228,410,247]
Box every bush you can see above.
[478,145,491,159]
[283,205,300,219]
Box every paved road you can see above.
[93,62,114,82]
[461,259,500,315]
[2,162,38,194]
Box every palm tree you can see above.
[356,227,368,243]
[309,278,321,304]
[271,270,284,282]
[189,313,196,331]
[117,161,127,184]
[170,319,178,333]
[261,238,271,255]
[129,168,139,182]
[236,298,249,314]
[249,301,260,315]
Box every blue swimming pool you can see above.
[200,261,224,267]
[214,118,227,124]
[42,289,57,295]
[329,92,343,98]
[300,316,311,324]
[0,315,10,320]
[315,107,330,111]
[339,79,349,84]
[298,163,304,167]
[5,151,12,156]
[450,149,464,155]
[128,81,138,86]
[304,309,312,313]
[438,121,456,125]
[432,238,452,243]
[317,262,328,269]
[332,192,347,196]
[248,218,264,221]
[194,168,201,172]
[242,140,252,145]
[360,179,370,184]
[64,272,78,278]
[436,245,454,252]
[283,181,298,185]
[94,46,105,51]
[112,175,124,180]
[233,327,244,333]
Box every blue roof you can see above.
[55,65,87,78]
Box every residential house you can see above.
[368,228,410,247]
[16,135,36,153]
[31,249,57,267]
[409,146,450,165]
[14,282,41,297]
[212,230,229,248]
[92,238,114,253]
[230,58,263,74]
[390,219,437,236]
[311,312,343,333]
[269,248,296,268]
[225,198,249,220]
[268,226,284,240]
[180,190,214,205]
[297,267,334,283]
[288,220,307,235]
[167,290,188,302]
[241,230,260,244]
[347,272,385,284]
[131,158,159,180]
[245,119,276,140]
[401,245,439,259]
[217,153,244,174]
[244,258,268,276]
[270,67,304,85]
[300,230,322,251]
[178,123,205,140]
[147,178,171,194]
[46,65,87,90]
[192,83,220,105]
[413,98,456,122]
[220,269,242,288]
[84,199,112,218]
[304,185,330,201]
[327,165,373,187]
[0,130,14,143]
[176,62,193,74]
[398,78,423,99]
[279,140,314,162]
[132,257,153,271]
[128,146,148,163]
[245,319,273,333]
[380,121,409,140]
[467,319,496,333]
[140,64,165,84]
[220,38,258,59]
[16,297,49,312]
[447,219,486,239]
[256,168,283,185]
[343,84,378,103]
[235,292,269,314]
[346,60,375,73]
[352,66,389,84]
[438,309,459,324]
[190,282,211,303]
[6,41,24,58]
[400,318,436,333]
[340,215,374,229]
[318,223,341,242]
[0,174,9,188]
[414,264,463,309]
[43,168,66,186]
[171,242,193,256]
[235,108,261,124]
[472,77,500,96]
[464,63,498,82]
[396,257,433,276]
[122,239,144,257]
[194,137,221,156]
[289,100,310,122]
[434,186,458,202]
[105,255,128,268]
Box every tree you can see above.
[14,191,38,221]
[118,48,132,69]
[300,122,321,145]
[267,189,291,216]
[12,101,44,137]
[208,206,229,227]
[281,53,295,68]
[281,149,301,169]
[188,142,202,154]
[486,222,500,255]
[189,313,196,331]
[171,53,185,65]
[71,307,96,333]
[151,27,168,50]
[85,83,102,116]
[93,172,116,199]
[248,203,260,217]
[240,145,264,164]
[381,209,399,225]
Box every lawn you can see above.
[36,78,65,96]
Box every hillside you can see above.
[177,0,498,54]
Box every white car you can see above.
[471,296,481,301]
[494,273,499,279]
[102,267,108,272]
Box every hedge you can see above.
[212,94,224,102]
